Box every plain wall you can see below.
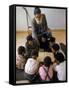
[16,6,66,31]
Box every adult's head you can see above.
[34,7,41,20]
[34,7,41,15]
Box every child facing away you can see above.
[25,34,39,58]
[39,56,54,82]
[16,46,27,70]
[53,52,66,81]
[24,50,39,82]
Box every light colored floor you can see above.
[16,30,66,47]
[16,30,66,62]
[16,80,30,84]
[16,29,66,83]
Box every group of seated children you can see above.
[16,34,66,83]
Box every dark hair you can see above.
[34,7,41,15]
[44,56,53,67]
[55,52,64,63]
[50,37,55,43]
[52,43,60,51]
[26,35,33,41]
[31,50,38,57]
[18,46,25,55]
[42,33,48,38]
[39,62,44,66]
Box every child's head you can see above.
[26,35,33,45]
[52,43,60,53]
[44,56,53,67]
[55,52,64,64]
[50,37,55,43]
[31,50,38,59]
[18,46,25,55]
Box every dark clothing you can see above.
[32,14,52,51]
[32,14,52,38]
[16,69,41,83]
[32,14,48,36]
[38,32,52,51]
[54,51,65,61]
[24,72,41,83]
[25,38,39,58]
[24,72,36,82]
[54,52,60,60]
[60,43,66,58]
[16,69,25,81]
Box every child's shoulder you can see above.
[39,62,44,66]
[39,64,45,68]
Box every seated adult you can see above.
[32,7,52,51]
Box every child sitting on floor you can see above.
[25,34,39,58]
[16,46,26,70]
[53,52,66,81]
[51,43,65,60]
[49,37,66,59]
[39,56,54,81]
[24,50,39,82]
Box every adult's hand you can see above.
[41,37,46,42]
